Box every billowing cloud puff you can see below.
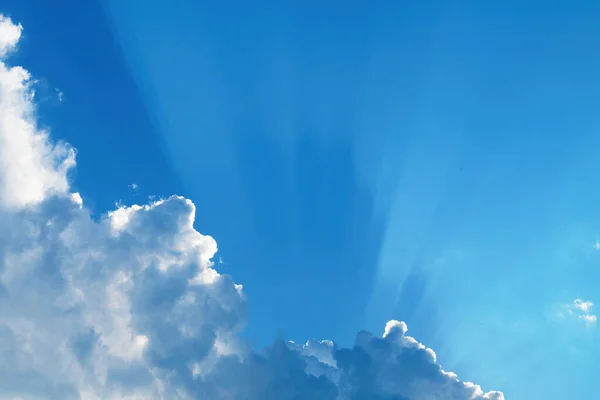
[0,15,75,209]
[0,15,504,399]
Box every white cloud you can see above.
[573,299,593,314]
[0,14,504,399]
[55,88,64,102]
[562,299,597,327]
[0,16,75,209]
[579,314,597,325]
[0,15,22,57]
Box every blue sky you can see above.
[1,1,599,399]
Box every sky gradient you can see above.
[1,1,599,399]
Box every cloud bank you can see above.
[0,15,504,399]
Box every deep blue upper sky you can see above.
[4,1,600,398]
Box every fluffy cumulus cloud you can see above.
[0,15,504,400]
[0,16,75,209]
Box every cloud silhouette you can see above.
[0,14,503,400]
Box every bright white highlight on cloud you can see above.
[0,16,75,209]
[0,15,504,399]
[573,299,593,314]
[0,15,21,57]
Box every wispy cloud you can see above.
[562,299,597,327]
[55,87,64,102]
